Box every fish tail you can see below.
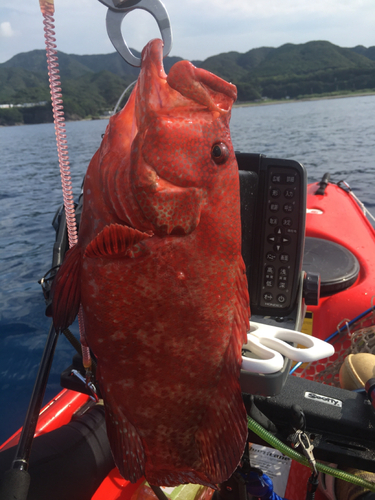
[104,400,145,482]
[51,243,82,332]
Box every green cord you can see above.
[247,415,375,492]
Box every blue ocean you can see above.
[1,95,375,445]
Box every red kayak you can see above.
[304,181,375,341]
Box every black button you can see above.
[265,266,275,276]
[270,188,281,198]
[278,281,287,290]
[279,267,288,277]
[282,236,291,244]
[284,189,295,199]
[282,217,293,227]
[269,203,279,212]
[267,235,276,244]
[283,204,294,213]
[273,244,283,253]
[274,227,283,235]
[263,292,273,301]
[269,217,278,226]
[271,174,283,184]
[266,252,277,261]
[277,294,287,303]
[286,174,296,184]
[280,253,289,263]
[265,279,274,288]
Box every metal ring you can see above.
[102,0,173,67]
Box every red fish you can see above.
[52,39,250,488]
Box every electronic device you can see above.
[237,152,307,318]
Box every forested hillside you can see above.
[1,41,374,125]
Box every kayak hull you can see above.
[304,182,375,341]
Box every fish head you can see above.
[108,39,238,237]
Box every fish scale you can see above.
[52,38,250,487]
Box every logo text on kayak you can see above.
[304,391,342,408]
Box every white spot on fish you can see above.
[121,379,135,389]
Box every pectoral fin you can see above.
[84,224,152,259]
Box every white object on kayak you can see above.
[241,322,335,374]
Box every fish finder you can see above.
[237,153,309,398]
[237,152,307,319]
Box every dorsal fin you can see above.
[84,223,152,259]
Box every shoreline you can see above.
[2,90,375,126]
[234,90,375,108]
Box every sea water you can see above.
[0,95,374,445]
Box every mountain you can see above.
[350,45,375,61]
[0,48,184,80]
[0,49,186,124]
[194,41,375,100]
[1,49,92,79]
[250,41,375,77]
[1,40,375,125]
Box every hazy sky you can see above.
[1,0,374,64]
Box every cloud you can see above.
[183,0,373,17]
[1,0,375,63]
[0,21,14,38]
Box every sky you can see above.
[0,0,375,64]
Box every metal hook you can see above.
[336,318,351,336]
[98,0,173,67]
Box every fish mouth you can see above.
[132,161,204,237]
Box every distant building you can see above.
[0,101,48,109]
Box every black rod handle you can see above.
[0,323,59,500]
[0,469,30,500]
[13,323,59,470]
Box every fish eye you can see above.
[211,142,229,165]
